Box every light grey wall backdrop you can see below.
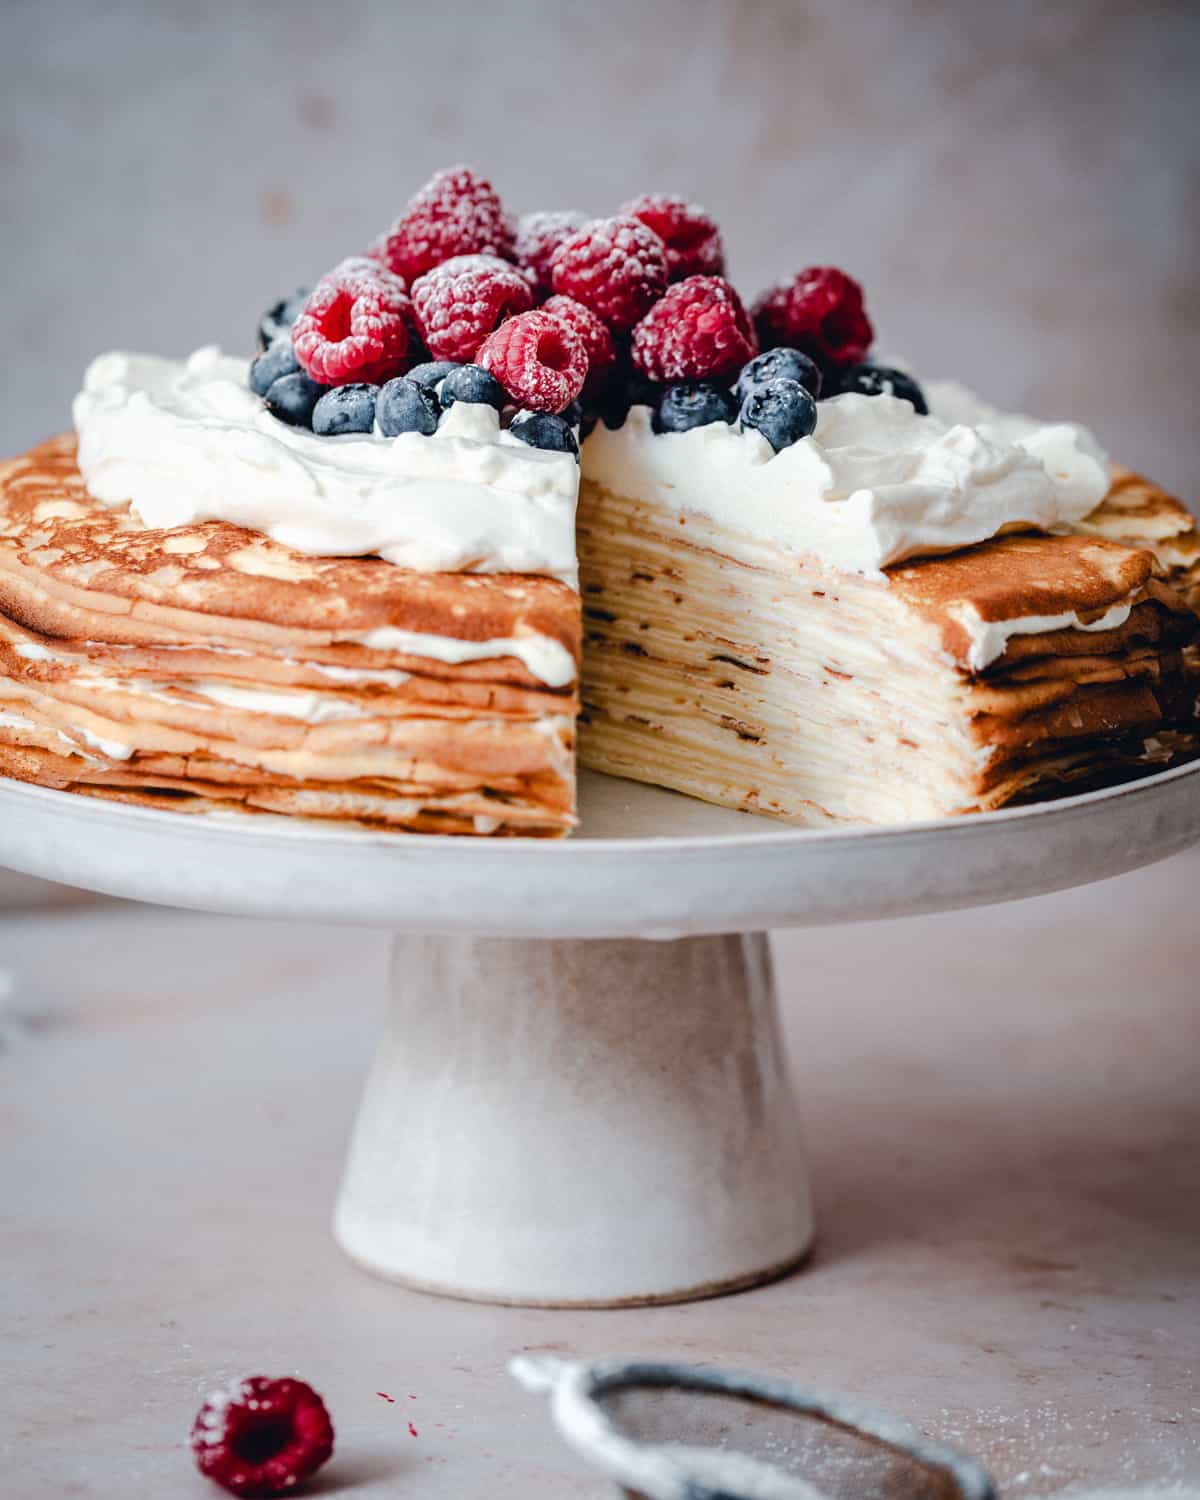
[3,0,1198,498]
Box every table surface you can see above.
[2,852,1198,1498]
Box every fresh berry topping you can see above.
[256,288,309,353]
[477,309,588,413]
[653,380,738,434]
[736,346,823,404]
[740,377,818,452]
[549,216,669,333]
[540,294,617,394]
[598,368,662,430]
[377,375,440,436]
[263,372,327,428]
[191,1376,334,1498]
[249,338,300,397]
[514,210,588,299]
[312,382,379,435]
[411,254,533,364]
[751,267,873,374]
[630,275,756,383]
[384,165,514,285]
[292,259,413,386]
[620,193,725,281]
[836,362,929,414]
[561,398,584,427]
[406,360,460,391]
[510,411,580,459]
[438,363,506,411]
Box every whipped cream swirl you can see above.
[73,348,580,587]
[581,380,1109,575]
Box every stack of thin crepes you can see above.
[0,436,579,835]
[577,470,1200,825]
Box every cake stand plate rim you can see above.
[0,759,1197,935]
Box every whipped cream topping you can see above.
[73,348,580,587]
[580,382,1109,576]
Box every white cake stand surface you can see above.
[2,762,1198,1308]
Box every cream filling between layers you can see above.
[577,483,988,825]
[954,600,1135,673]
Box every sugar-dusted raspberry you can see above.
[514,210,588,299]
[630,275,757,383]
[549,216,669,333]
[541,294,617,394]
[411,254,534,364]
[620,192,725,281]
[191,1376,334,1498]
[292,259,413,386]
[478,309,587,413]
[385,165,514,285]
[751,267,873,374]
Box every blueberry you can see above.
[599,370,662,430]
[561,398,584,428]
[263,371,327,429]
[405,361,460,393]
[439,364,506,412]
[837,362,928,415]
[249,338,300,397]
[653,381,738,435]
[377,376,440,436]
[739,378,818,452]
[256,287,309,352]
[736,347,823,404]
[312,383,379,436]
[509,412,580,459]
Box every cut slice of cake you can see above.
[576,395,1198,826]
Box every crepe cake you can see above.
[576,398,1199,825]
[3,167,1197,835]
[0,435,579,836]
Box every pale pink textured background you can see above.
[2,0,1197,498]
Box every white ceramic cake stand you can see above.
[3,762,1199,1307]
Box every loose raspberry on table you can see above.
[549,216,669,333]
[411,254,534,364]
[541,294,617,394]
[514,210,589,299]
[478,309,588,413]
[191,1376,334,1498]
[620,192,725,281]
[292,259,413,386]
[384,165,514,285]
[631,275,757,383]
[751,266,873,374]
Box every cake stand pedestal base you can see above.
[333,933,814,1307]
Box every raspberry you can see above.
[514,210,588,298]
[478,309,588,413]
[411,254,534,364]
[630,275,757,383]
[385,165,514,284]
[620,192,725,281]
[191,1376,334,1498]
[292,259,413,386]
[751,267,873,374]
[549,216,669,333]
[541,294,617,395]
